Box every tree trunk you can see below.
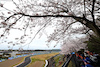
[86,22,100,37]
[73,16,100,37]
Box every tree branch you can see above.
[92,0,96,23]
[84,0,86,16]
[5,13,91,22]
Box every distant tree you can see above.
[85,35,100,53]
[0,0,100,51]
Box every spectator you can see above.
[83,57,94,67]
[67,54,70,58]
[71,52,75,55]
[90,52,100,66]
[84,52,89,57]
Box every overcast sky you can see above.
[0,0,61,50]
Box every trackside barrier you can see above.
[0,59,7,62]
[8,52,49,60]
[62,55,73,67]
[0,52,52,62]
[0,60,2,62]
[8,54,30,60]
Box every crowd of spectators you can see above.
[75,51,100,67]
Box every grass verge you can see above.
[54,54,66,67]
[27,53,59,67]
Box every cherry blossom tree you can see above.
[60,36,89,54]
[0,0,100,51]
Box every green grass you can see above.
[54,55,65,67]
[27,53,59,67]
[31,58,41,63]
[54,56,60,61]
[67,60,75,67]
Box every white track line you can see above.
[44,60,48,67]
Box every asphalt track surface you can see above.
[16,52,50,67]
[17,56,31,67]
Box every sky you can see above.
[0,0,61,50]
